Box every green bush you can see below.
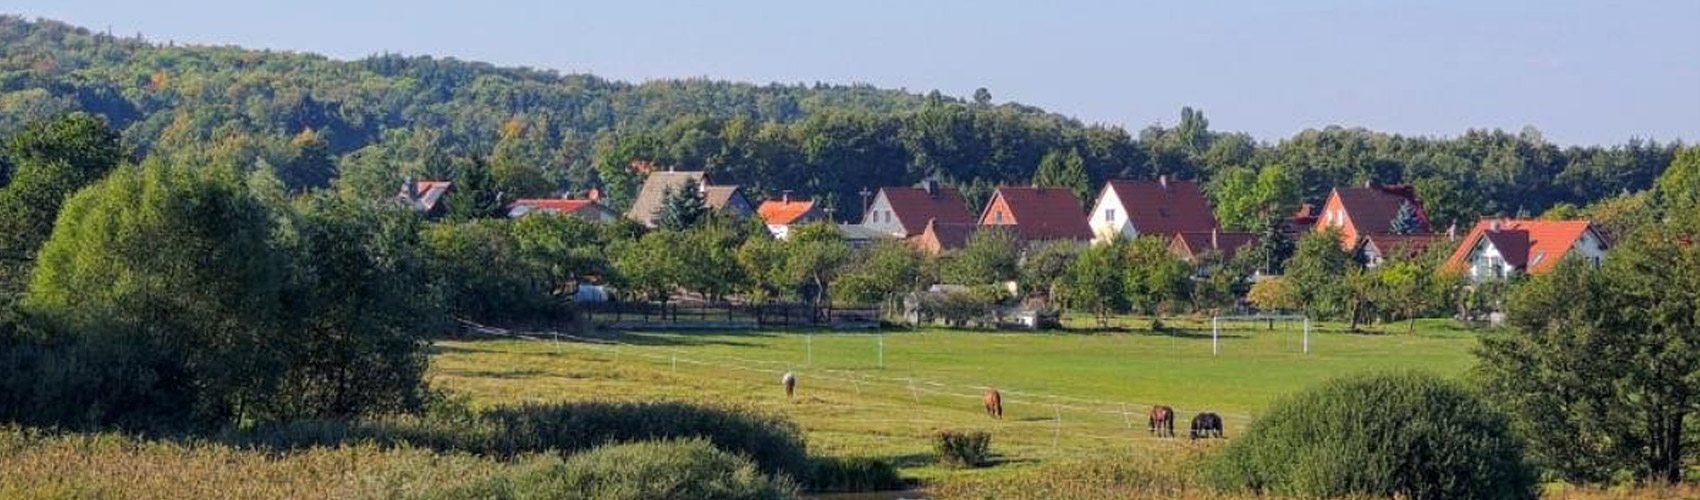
[224,400,810,480]
[806,456,905,493]
[439,439,796,500]
[1203,371,1536,500]
[935,429,992,468]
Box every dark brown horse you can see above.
[1148,405,1175,437]
[983,388,1003,419]
[781,372,797,400]
[1190,412,1224,440]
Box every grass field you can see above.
[430,318,1483,485]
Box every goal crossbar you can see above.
[1210,314,1311,356]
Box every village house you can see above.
[506,197,621,223]
[859,179,976,238]
[1358,233,1449,268]
[1443,219,1609,282]
[756,191,826,240]
[1169,229,1260,263]
[909,218,979,254]
[1313,183,1432,249]
[398,179,453,218]
[978,186,1094,244]
[1087,176,1219,244]
[624,170,755,227]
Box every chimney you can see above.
[1489,219,1501,233]
[924,178,939,196]
[587,187,602,202]
[1211,227,1219,249]
[404,176,418,199]
[1363,179,1375,189]
[1159,175,1170,191]
[1447,222,1457,241]
[781,190,793,203]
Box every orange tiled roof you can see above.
[1444,219,1599,274]
[758,199,820,226]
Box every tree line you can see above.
[0,16,1686,229]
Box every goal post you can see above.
[1210,314,1312,356]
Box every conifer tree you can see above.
[659,178,708,230]
[1389,200,1421,235]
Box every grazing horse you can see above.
[1190,412,1224,440]
[1148,405,1175,437]
[781,372,797,400]
[983,388,1003,419]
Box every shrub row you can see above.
[431,439,796,500]
[222,400,811,482]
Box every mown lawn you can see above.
[429,318,1482,483]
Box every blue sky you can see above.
[9,0,1697,145]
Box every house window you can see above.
[1488,256,1505,279]
[994,211,1005,224]
[1105,209,1117,222]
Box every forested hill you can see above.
[0,15,1683,225]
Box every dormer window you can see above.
[1105,209,1116,222]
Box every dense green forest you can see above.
[0,15,1684,226]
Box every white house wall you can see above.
[860,192,908,237]
[1088,185,1135,244]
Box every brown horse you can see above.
[983,388,1003,419]
[781,372,797,400]
[1148,405,1175,437]
[1190,412,1224,440]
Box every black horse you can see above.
[1189,412,1224,440]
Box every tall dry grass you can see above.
[0,426,528,500]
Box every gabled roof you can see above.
[913,218,979,253]
[1361,234,1448,261]
[1333,185,1431,236]
[1444,219,1600,274]
[757,198,821,226]
[982,187,1093,241]
[1100,178,1218,236]
[879,186,975,235]
[399,180,453,213]
[506,199,615,219]
[1171,231,1260,261]
[625,171,745,226]
[703,185,746,211]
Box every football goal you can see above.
[1210,314,1312,356]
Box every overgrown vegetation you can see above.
[436,439,797,500]
[1205,371,1537,500]
[935,429,994,468]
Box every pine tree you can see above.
[446,157,505,220]
[1032,148,1092,205]
[1389,200,1421,235]
[659,178,708,230]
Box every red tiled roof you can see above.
[1102,179,1219,236]
[1362,234,1448,260]
[1334,185,1431,237]
[399,180,453,213]
[911,218,979,253]
[507,199,615,219]
[980,187,1093,241]
[1171,231,1260,261]
[881,186,975,235]
[1444,219,1599,274]
[758,199,820,226]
